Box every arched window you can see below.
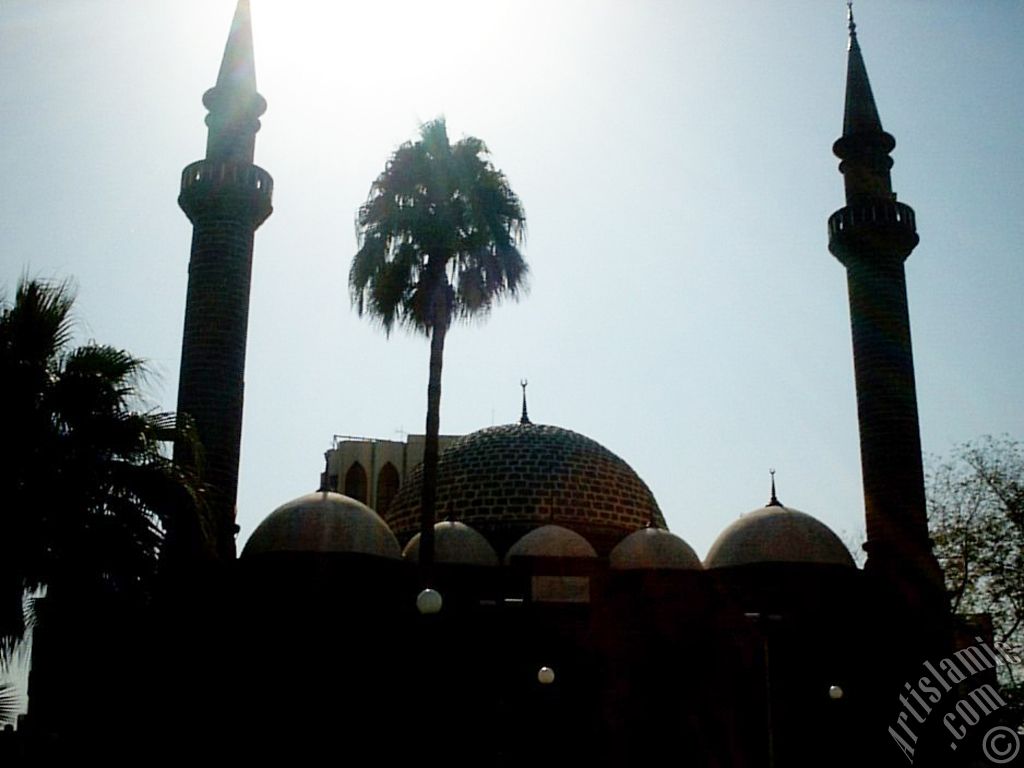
[344,462,368,504]
[376,462,401,514]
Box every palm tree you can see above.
[350,118,527,576]
[0,277,208,658]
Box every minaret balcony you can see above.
[828,200,918,264]
[179,159,274,226]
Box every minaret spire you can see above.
[826,12,945,610]
[214,0,257,94]
[172,0,273,563]
[842,3,885,139]
[833,4,897,206]
[203,0,266,165]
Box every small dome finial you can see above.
[767,468,782,507]
[520,378,532,425]
[846,2,857,50]
[318,450,331,492]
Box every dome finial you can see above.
[767,468,782,507]
[520,378,532,425]
[318,450,331,492]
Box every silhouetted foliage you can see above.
[0,277,206,658]
[927,435,1024,704]
[350,118,527,570]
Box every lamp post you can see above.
[745,612,782,768]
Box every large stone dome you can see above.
[383,423,666,555]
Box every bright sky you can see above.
[2,1,1022,576]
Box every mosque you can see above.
[17,3,1002,766]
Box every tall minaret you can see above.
[827,8,945,611]
[174,0,272,561]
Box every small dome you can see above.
[705,502,855,569]
[403,521,499,567]
[505,524,597,563]
[610,527,703,570]
[243,491,401,559]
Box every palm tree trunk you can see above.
[419,311,447,584]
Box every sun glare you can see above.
[254,2,525,103]
[249,0,580,145]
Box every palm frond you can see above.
[0,277,209,644]
[0,583,25,664]
[350,119,528,335]
[2,276,77,369]
[0,681,20,725]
